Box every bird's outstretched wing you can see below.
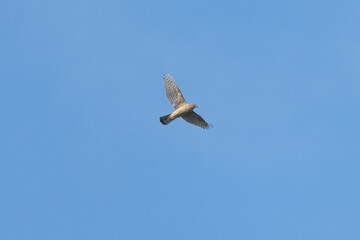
[164,74,186,109]
[182,111,212,129]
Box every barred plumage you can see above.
[164,74,186,109]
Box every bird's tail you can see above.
[160,114,173,125]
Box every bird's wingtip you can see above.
[164,73,173,79]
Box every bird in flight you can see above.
[160,74,212,129]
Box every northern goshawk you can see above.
[160,74,212,129]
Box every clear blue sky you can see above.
[1,0,359,239]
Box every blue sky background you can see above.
[1,0,360,239]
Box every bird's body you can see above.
[160,103,196,125]
[170,103,196,119]
[160,74,211,129]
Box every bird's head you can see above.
[190,104,197,109]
